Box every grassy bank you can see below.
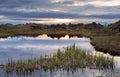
[0,22,103,38]
[91,36,120,56]
[0,21,120,56]
[4,45,114,75]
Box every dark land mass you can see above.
[0,20,120,56]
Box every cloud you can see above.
[0,10,79,18]
[0,8,119,19]
[52,0,120,7]
[0,15,6,19]
[0,0,119,24]
[71,0,120,7]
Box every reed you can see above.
[6,59,15,74]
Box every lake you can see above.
[0,34,120,77]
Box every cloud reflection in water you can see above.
[0,35,94,63]
[0,35,120,76]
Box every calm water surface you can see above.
[0,35,120,77]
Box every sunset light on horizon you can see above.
[0,0,119,24]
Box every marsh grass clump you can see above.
[4,45,115,75]
[6,59,15,74]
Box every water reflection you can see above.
[0,35,95,64]
[0,35,120,77]
[0,69,116,77]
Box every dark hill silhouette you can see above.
[109,20,120,32]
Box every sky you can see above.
[0,0,120,24]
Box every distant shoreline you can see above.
[0,20,120,56]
